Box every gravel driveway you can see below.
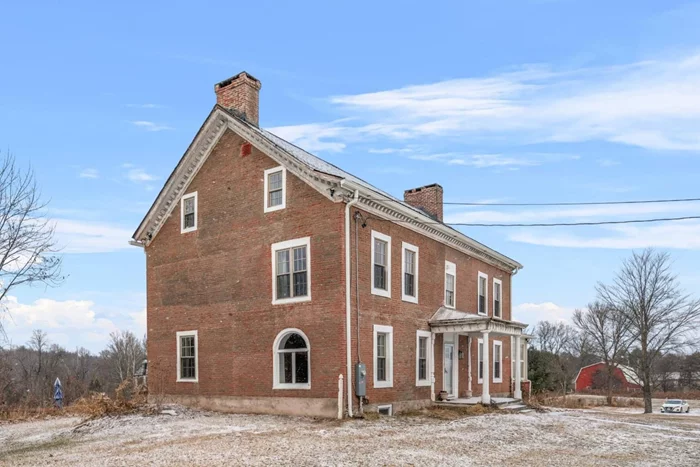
[1,406,699,466]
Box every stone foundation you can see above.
[155,394,338,418]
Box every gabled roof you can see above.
[131,106,522,273]
[574,361,643,387]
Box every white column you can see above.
[467,335,473,397]
[524,338,529,381]
[430,332,436,401]
[481,330,490,405]
[514,335,522,400]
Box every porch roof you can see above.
[429,306,529,336]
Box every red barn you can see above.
[575,362,642,392]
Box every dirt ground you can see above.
[1,405,699,466]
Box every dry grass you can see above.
[400,404,499,419]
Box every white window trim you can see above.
[493,340,503,383]
[176,330,198,383]
[373,324,393,388]
[416,330,431,386]
[271,236,312,305]
[493,278,503,319]
[377,404,393,415]
[263,166,286,213]
[272,328,311,390]
[371,231,391,298]
[477,271,489,316]
[401,242,419,303]
[477,338,484,384]
[444,261,456,309]
[180,192,198,234]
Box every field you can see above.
[1,403,699,466]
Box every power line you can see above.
[396,215,700,228]
[363,195,700,207]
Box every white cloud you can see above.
[1,296,145,352]
[79,168,99,179]
[54,219,134,253]
[266,123,347,152]
[597,159,620,167]
[126,168,158,183]
[130,121,173,132]
[513,302,575,325]
[510,219,700,250]
[273,52,700,152]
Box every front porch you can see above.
[428,307,531,405]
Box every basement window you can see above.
[264,167,286,213]
[180,192,198,233]
[272,237,311,305]
[377,404,393,416]
[176,330,198,382]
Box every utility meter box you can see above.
[355,362,366,397]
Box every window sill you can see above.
[401,295,418,304]
[181,227,197,234]
[273,383,310,390]
[264,204,285,214]
[477,311,488,317]
[416,380,431,387]
[176,378,198,383]
[272,295,311,306]
[444,304,456,310]
[371,288,391,299]
[493,379,503,384]
[374,381,393,389]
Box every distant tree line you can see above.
[528,249,700,413]
[0,330,145,410]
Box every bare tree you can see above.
[533,321,576,355]
[0,153,63,335]
[532,321,585,396]
[598,249,700,413]
[573,301,633,404]
[101,330,145,384]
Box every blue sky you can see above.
[2,0,700,352]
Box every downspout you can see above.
[343,186,359,417]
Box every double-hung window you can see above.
[416,330,431,386]
[181,192,198,233]
[272,237,311,305]
[264,167,286,212]
[478,272,488,315]
[444,261,456,308]
[401,242,419,303]
[176,330,198,382]
[371,231,391,298]
[493,340,503,383]
[374,325,393,388]
[493,278,502,318]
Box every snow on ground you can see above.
[1,405,699,466]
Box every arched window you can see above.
[273,329,310,389]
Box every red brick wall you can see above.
[145,128,515,408]
[214,73,261,125]
[348,207,513,408]
[403,184,443,221]
[146,129,346,400]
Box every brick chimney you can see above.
[214,72,262,126]
[404,184,444,222]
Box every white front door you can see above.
[444,343,454,396]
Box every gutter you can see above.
[342,185,359,417]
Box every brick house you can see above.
[131,71,531,418]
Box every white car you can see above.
[660,399,690,414]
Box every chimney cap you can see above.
[404,183,442,194]
[214,71,261,91]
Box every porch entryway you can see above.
[428,307,531,405]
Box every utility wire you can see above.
[366,214,700,228]
[362,195,700,207]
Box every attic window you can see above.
[264,167,286,213]
[181,192,198,233]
